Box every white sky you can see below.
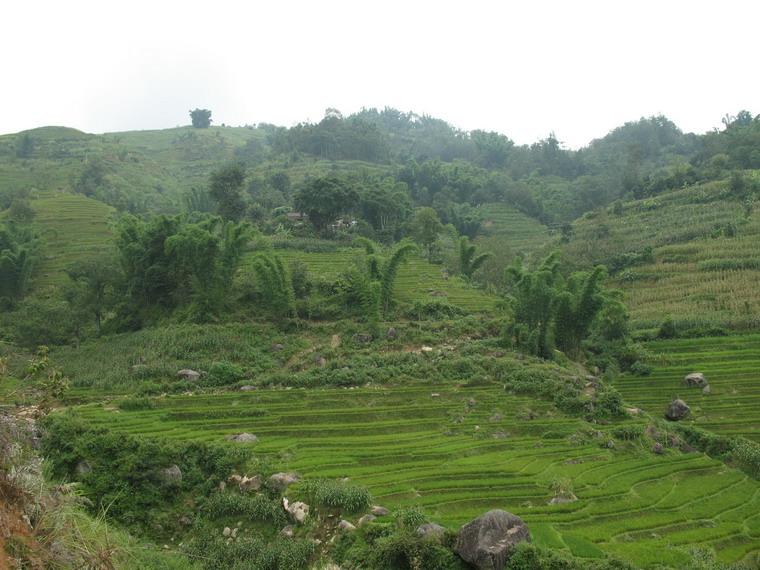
[2,0,758,148]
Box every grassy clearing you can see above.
[615,333,760,442]
[70,380,760,568]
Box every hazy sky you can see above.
[3,0,758,148]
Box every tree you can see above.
[349,238,417,322]
[64,257,121,334]
[15,133,34,158]
[0,224,38,305]
[294,175,359,231]
[458,236,491,279]
[209,163,247,221]
[408,207,442,262]
[503,253,562,358]
[249,253,296,318]
[190,108,212,128]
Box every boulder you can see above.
[314,355,327,367]
[280,525,295,538]
[338,520,357,531]
[702,385,711,395]
[226,433,258,443]
[177,369,200,382]
[386,327,398,339]
[239,475,262,492]
[357,514,376,526]
[239,385,257,392]
[455,510,530,570]
[352,333,373,344]
[159,464,182,484]
[371,505,390,516]
[222,527,231,537]
[271,343,284,352]
[284,499,309,524]
[683,372,708,388]
[652,442,664,455]
[75,460,92,476]
[269,472,300,491]
[548,494,577,505]
[664,399,690,421]
[416,523,446,541]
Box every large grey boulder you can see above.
[665,399,690,421]
[177,369,200,382]
[269,472,300,491]
[159,464,182,484]
[416,523,446,541]
[455,510,530,570]
[683,373,708,388]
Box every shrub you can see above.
[205,360,245,386]
[612,425,644,441]
[301,479,372,513]
[40,413,249,530]
[629,360,652,376]
[185,533,314,570]
[203,492,286,525]
[393,507,427,530]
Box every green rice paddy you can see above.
[616,334,760,442]
[75,379,760,567]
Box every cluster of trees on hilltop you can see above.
[245,108,760,224]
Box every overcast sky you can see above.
[2,0,758,148]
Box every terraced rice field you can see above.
[615,334,760,442]
[31,191,115,289]
[250,249,497,312]
[76,382,760,567]
[475,202,551,257]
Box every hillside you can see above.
[2,112,760,570]
[561,177,760,331]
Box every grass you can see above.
[65,378,760,568]
[615,333,760,442]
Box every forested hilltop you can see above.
[1,108,760,570]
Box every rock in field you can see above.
[226,433,258,443]
[338,520,357,531]
[177,369,200,381]
[159,464,182,484]
[269,472,300,491]
[357,514,376,526]
[284,499,309,524]
[455,510,531,570]
[370,505,390,516]
[239,385,257,391]
[702,385,711,395]
[664,399,690,421]
[416,523,446,541]
[280,525,295,538]
[652,442,664,454]
[683,372,708,388]
[239,474,262,492]
[548,494,577,505]
[386,327,398,339]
